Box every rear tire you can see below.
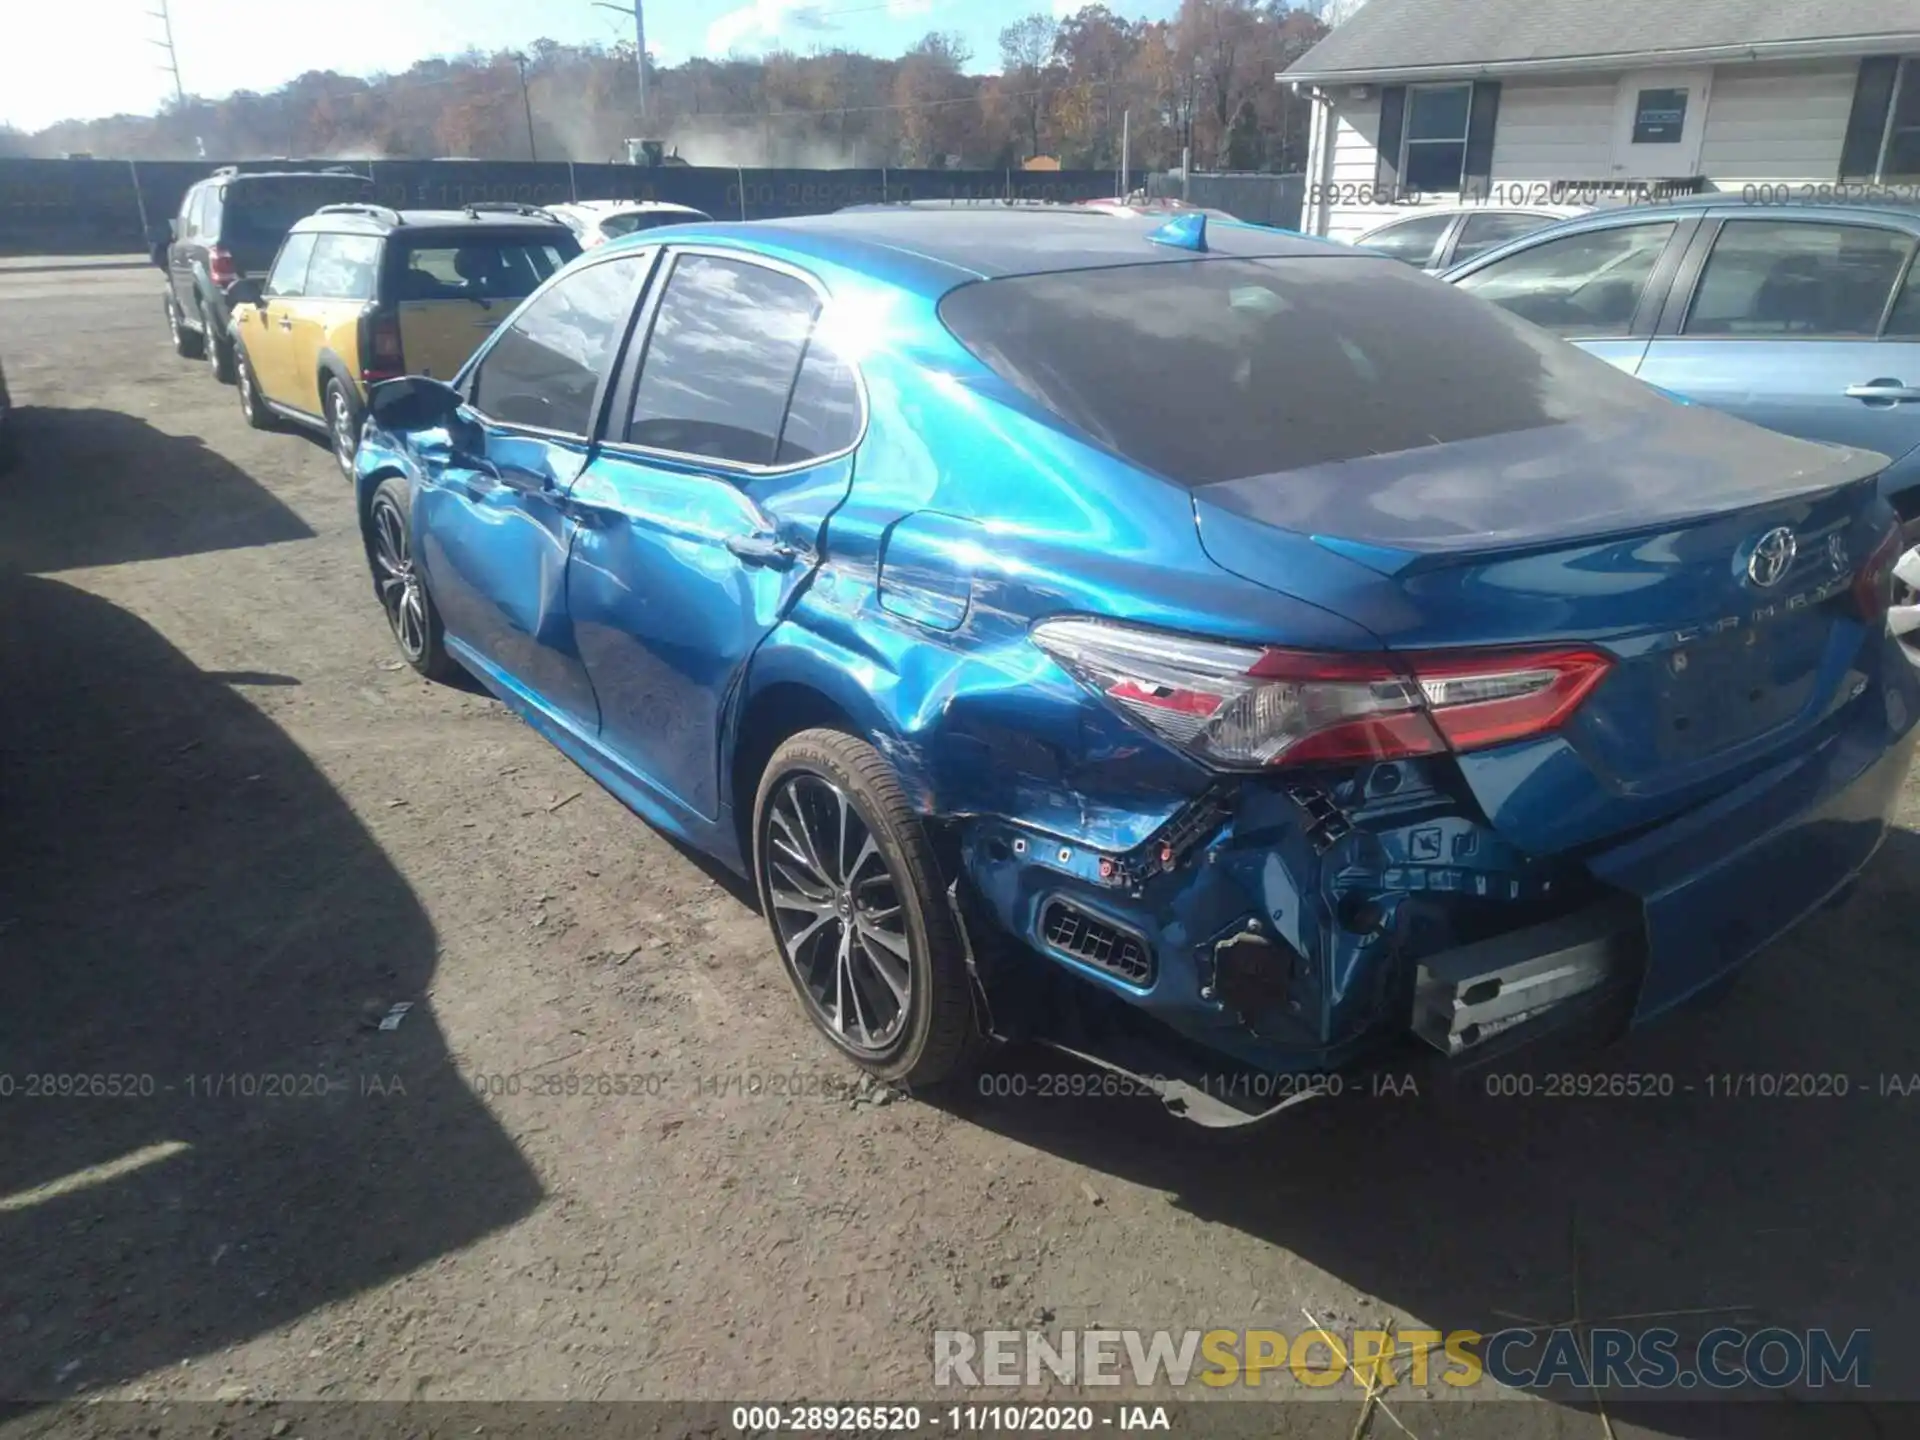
[324,376,362,481]
[202,301,236,384]
[166,292,204,359]
[754,728,981,1089]
[366,476,458,683]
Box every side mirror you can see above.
[224,277,265,308]
[368,375,465,438]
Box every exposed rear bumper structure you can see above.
[1411,899,1644,1058]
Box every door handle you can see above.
[1845,380,1920,403]
[278,316,293,331]
[725,533,798,569]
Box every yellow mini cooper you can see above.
[225,202,581,476]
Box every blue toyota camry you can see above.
[354,207,1919,1123]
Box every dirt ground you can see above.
[2,256,1918,1440]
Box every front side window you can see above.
[626,254,822,466]
[264,233,318,298]
[939,254,1678,487]
[1403,85,1471,193]
[1356,213,1452,266]
[1453,222,1676,337]
[1684,221,1914,337]
[1451,212,1559,265]
[303,233,383,301]
[469,256,645,436]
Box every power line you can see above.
[148,0,185,105]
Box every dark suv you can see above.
[154,166,373,383]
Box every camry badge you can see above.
[1747,527,1797,589]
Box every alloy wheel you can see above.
[166,297,181,347]
[237,352,256,415]
[329,387,355,474]
[369,494,428,660]
[762,773,913,1056]
[1891,544,1920,664]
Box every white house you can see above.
[1283,0,1920,240]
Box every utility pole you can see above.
[516,54,538,160]
[148,0,185,107]
[592,1,648,127]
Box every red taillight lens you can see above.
[1031,618,1612,771]
[1854,522,1904,624]
[207,247,237,286]
[362,312,404,382]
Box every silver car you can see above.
[545,200,713,249]
[1353,204,1589,272]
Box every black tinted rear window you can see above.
[221,176,372,246]
[937,256,1674,485]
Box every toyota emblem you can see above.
[1747,527,1797,588]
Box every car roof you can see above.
[287,205,574,237]
[624,207,1347,293]
[1357,203,1589,232]
[555,199,709,215]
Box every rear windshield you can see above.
[221,176,372,248]
[600,210,709,238]
[937,255,1672,485]
[393,235,578,303]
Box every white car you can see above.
[546,200,713,248]
[1353,204,1590,272]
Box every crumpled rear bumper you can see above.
[958,653,1917,1116]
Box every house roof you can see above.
[1285,0,1920,82]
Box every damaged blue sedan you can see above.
[354,207,1919,1124]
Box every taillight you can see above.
[1854,522,1904,624]
[207,247,237,286]
[1030,618,1612,770]
[361,310,404,382]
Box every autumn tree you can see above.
[998,13,1061,161]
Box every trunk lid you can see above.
[1193,406,1895,854]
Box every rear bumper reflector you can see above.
[1412,898,1644,1057]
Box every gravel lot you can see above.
[1,256,1917,1439]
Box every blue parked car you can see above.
[1442,196,1920,648]
[354,208,1919,1124]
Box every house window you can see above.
[1631,88,1689,144]
[1402,84,1471,192]
[1881,59,1920,177]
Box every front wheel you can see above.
[234,343,274,429]
[754,729,981,1088]
[366,477,458,682]
[166,292,204,359]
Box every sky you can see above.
[1,0,1182,133]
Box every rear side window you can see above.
[938,254,1678,486]
[1452,221,1675,336]
[304,233,382,300]
[1683,220,1915,336]
[1452,211,1558,265]
[469,255,644,435]
[1356,213,1451,265]
[395,238,574,303]
[265,233,317,297]
[626,254,821,465]
[776,343,862,464]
